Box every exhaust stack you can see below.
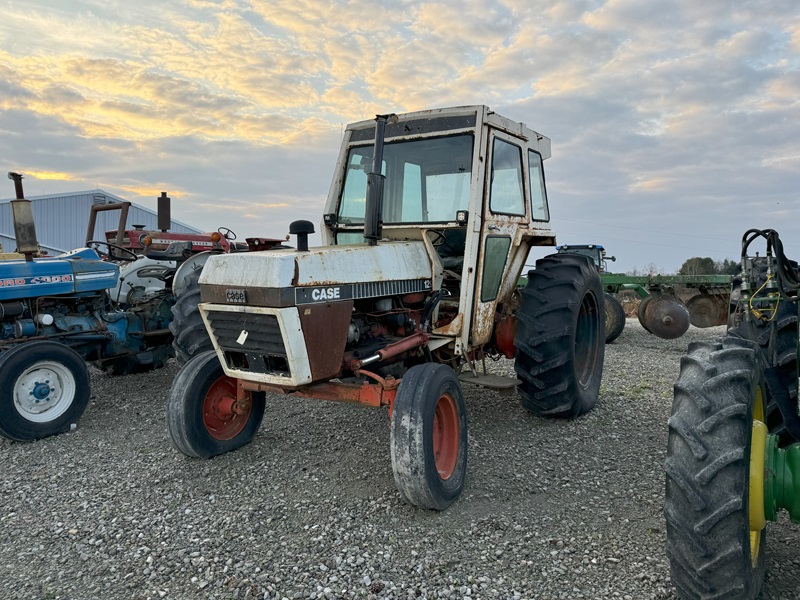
[7,172,38,262]
[363,113,396,246]
[157,192,171,232]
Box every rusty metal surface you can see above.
[433,312,463,336]
[86,201,130,247]
[686,293,728,328]
[351,331,430,370]
[644,298,690,339]
[298,300,352,380]
[238,378,397,408]
[493,314,516,359]
[637,296,653,331]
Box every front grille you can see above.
[205,309,291,377]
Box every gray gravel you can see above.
[2,320,800,600]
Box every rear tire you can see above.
[166,350,265,458]
[170,268,213,365]
[604,293,625,343]
[665,336,766,600]
[0,341,90,441]
[390,363,468,510]
[514,254,605,418]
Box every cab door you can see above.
[470,130,530,346]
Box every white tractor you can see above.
[166,105,605,509]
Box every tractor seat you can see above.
[434,228,466,272]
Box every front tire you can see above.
[0,341,90,441]
[514,254,605,418]
[390,363,468,510]
[166,350,265,458]
[665,336,766,600]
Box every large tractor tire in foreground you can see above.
[390,363,468,510]
[170,268,214,365]
[514,254,605,418]
[665,336,766,600]
[604,292,625,343]
[166,350,266,458]
[0,341,90,441]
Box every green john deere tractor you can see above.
[665,228,800,599]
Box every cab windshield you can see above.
[337,134,473,225]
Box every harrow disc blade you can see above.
[644,298,690,339]
[686,293,728,328]
[637,296,654,332]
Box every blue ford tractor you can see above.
[0,172,177,442]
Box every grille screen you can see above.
[205,310,291,377]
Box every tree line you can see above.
[626,257,740,276]
[677,257,740,276]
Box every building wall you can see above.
[0,190,201,255]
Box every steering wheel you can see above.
[87,241,138,262]
[429,230,453,254]
[218,227,237,241]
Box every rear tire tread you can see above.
[513,254,605,419]
[170,269,214,366]
[665,335,765,600]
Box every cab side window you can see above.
[529,150,549,221]
[489,138,525,216]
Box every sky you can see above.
[1,0,798,274]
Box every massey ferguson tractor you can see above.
[665,228,800,598]
[167,106,606,510]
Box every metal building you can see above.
[0,189,201,255]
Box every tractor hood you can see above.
[199,241,433,308]
[0,248,119,302]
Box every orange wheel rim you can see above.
[203,375,251,441]
[433,392,459,479]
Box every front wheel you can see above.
[0,341,90,441]
[665,336,766,599]
[390,363,468,510]
[166,350,266,458]
[514,254,605,418]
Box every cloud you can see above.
[0,0,799,271]
[22,170,77,181]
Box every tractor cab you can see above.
[556,244,615,273]
[320,106,556,356]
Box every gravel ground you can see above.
[2,320,800,600]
